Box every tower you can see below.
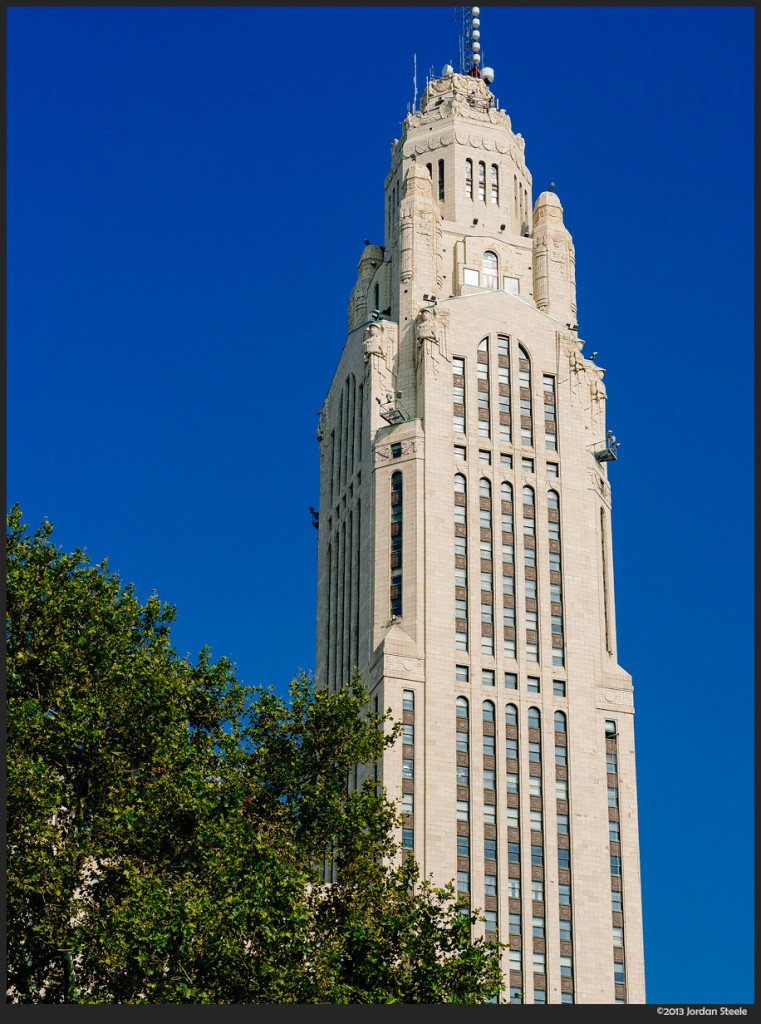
[315,7,644,1005]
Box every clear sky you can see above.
[7,5,754,1007]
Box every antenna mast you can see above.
[413,52,417,111]
[456,6,494,84]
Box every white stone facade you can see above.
[316,66,645,1005]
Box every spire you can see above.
[456,6,494,85]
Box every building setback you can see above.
[315,10,645,1005]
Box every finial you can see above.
[550,181,556,191]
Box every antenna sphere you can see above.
[472,18,480,28]
[472,53,480,64]
[472,7,480,16]
[472,29,480,40]
[482,67,494,83]
[442,64,454,76]
[472,41,480,52]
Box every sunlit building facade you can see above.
[314,14,645,1004]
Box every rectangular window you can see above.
[533,951,546,974]
[480,601,493,622]
[529,743,541,765]
[556,779,568,801]
[507,877,521,899]
[482,668,495,688]
[508,843,520,864]
[402,689,414,711]
[524,547,536,568]
[503,637,516,660]
[531,879,544,902]
[559,918,572,942]
[453,415,465,434]
[402,793,414,815]
[527,676,540,693]
[457,834,470,857]
[402,758,414,780]
[550,582,562,603]
[557,813,569,835]
[484,803,496,826]
[478,421,490,438]
[547,462,559,477]
[456,765,470,787]
[526,609,538,631]
[532,916,545,938]
[509,948,521,972]
[552,647,565,667]
[478,449,491,464]
[507,772,519,793]
[438,159,445,201]
[612,889,623,912]
[456,664,469,684]
[521,457,534,473]
[502,543,514,564]
[454,504,466,525]
[528,777,542,800]
[481,634,494,656]
[613,925,624,948]
[560,955,573,978]
[608,786,619,808]
[614,963,626,985]
[501,511,514,533]
[456,734,469,757]
[504,671,517,689]
[500,452,513,468]
[462,267,479,287]
[484,769,497,790]
[553,678,566,697]
[607,752,618,774]
[484,837,497,860]
[506,738,518,760]
[502,575,515,596]
[402,828,414,849]
[558,847,570,870]
[402,724,414,745]
[454,444,466,461]
[453,357,465,376]
[503,275,520,294]
[548,521,561,542]
[456,800,470,821]
[484,909,497,933]
[480,571,493,591]
[534,990,547,1004]
[530,809,543,833]
[609,820,620,842]
[506,805,519,829]
[457,870,470,893]
[610,855,622,876]
[559,883,571,905]
[531,845,543,866]
[549,551,561,572]
[555,745,567,767]
[485,873,498,897]
[503,605,515,628]
[456,630,468,651]
[483,734,496,757]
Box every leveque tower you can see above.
[314,9,645,1005]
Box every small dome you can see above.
[536,189,562,207]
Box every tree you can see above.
[7,506,506,1003]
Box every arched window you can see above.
[501,481,513,502]
[392,471,403,492]
[456,696,470,719]
[491,164,499,204]
[465,159,473,199]
[438,159,445,201]
[454,473,467,493]
[548,489,560,511]
[528,706,541,729]
[483,699,496,723]
[554,711,567,733]
[506,703,518,726]
[478,161,486,201]
[523,485,535,506]
[518,344,533,448]
[483,250,498,289]
[479,478,492,500]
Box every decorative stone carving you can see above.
[363,320,394,394]
[374,438,421,465]
[316,400,328,443]
[415,305,450,381]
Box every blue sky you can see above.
[7,6,754,1007]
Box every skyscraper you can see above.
[315,8,644,1004]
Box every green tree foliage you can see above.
[6,507,506,1004]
